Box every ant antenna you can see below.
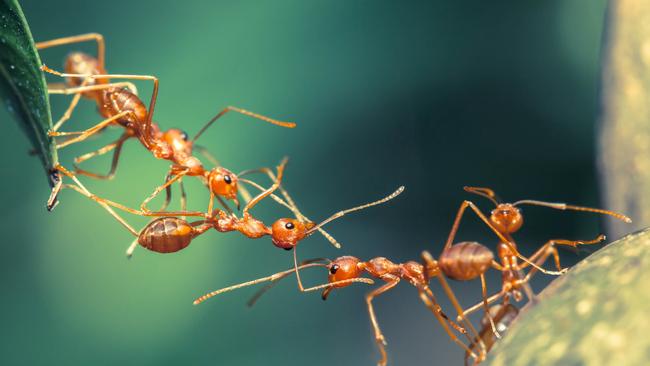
[191,107,296,143]
[305,186,405,236]
[463,186,499,206]
[193,261,373,305]
[512,200,632,223]
[193,262,328,305]
[242,157,289,215]
[246,258,331,307]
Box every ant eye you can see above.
[223,175,232,184]
[330,264,339,274]
[285,222,295,230]
[180,131,188,141]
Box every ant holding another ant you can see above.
[37,33,295,211]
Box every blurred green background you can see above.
[0,1,624,365]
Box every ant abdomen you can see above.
[138,217,195,253]
[99,88,148,126]
[439,241,494,281]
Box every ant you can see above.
[194,247,492,365]
[36,33,295,211]
[55,159,289,255]
[438,186,630,335]
[465,303,519,366]
[57,157,402,260]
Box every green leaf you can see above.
[0,0,57,184]
[484,229,650,366]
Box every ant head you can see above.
[490,203,523,234]
[270,218,314,250]
[162,128,193,156]
[322,256,363,300]
[207,167,239,202]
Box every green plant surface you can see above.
[598,0,650,239]
[0,0,56,182]
[485,228,650,366]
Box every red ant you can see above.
[36,33,295,211]
[193,247,491,365]
[438,187,630,336]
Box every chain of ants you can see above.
[37,33,633,366]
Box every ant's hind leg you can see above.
[74,134,129,180]
[51,111,131,150]
[519,235,605,286]
[36,33,106,67]
[50,77,89,132]
[50,165,138,236]
[417,290,481,361]
[48,81,138,97]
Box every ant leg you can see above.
[126,238,139,258]
[47,81,138,134]
[191,106,296,142]
[433,275,486,354]
[242,158,288,215]
[179,178,187,220]
[365,278,400,366]
[36,33,106,67]
[52,111,130,149]
[50,77,89,131]
[52,165,138,236]
[445,200,564,276]
[73,134,130,180]
[417,290,480,361]
[48,81,138,96]
[140,170,188,213]
[480,274,500,339]
[518,235,605,287]
[462,291,507,318]
[421,250,485,352]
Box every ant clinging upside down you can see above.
[437,186,630,337]
[36,33,295,211]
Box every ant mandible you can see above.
[37,33,295,210]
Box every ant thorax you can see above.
[400,261,427,287]
[235,214,272,239]
[365,257,400,279]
